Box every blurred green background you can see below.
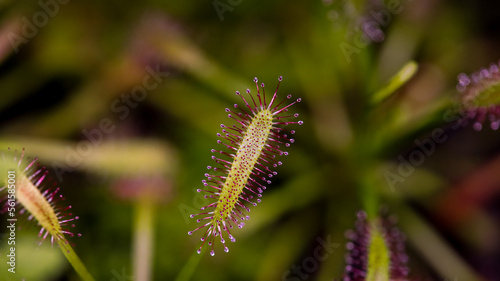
[1,0,500,280]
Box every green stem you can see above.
[57,239,96,281]
[359,166,378,220]
[133,199,155,281]
[351,131,379,220]
[173,247,206,281]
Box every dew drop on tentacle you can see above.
[473,122,482,131]
[480,68,490,79]
[490,64,499,74]
[492,120,500,130]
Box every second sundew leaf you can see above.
[188,76,303,256]
[343,211,409,281]
[456,60,500,130]
[366,226,390,281]
[0,148,79,245]
[0,148,96,281]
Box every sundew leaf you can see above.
[188,77,303,256]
